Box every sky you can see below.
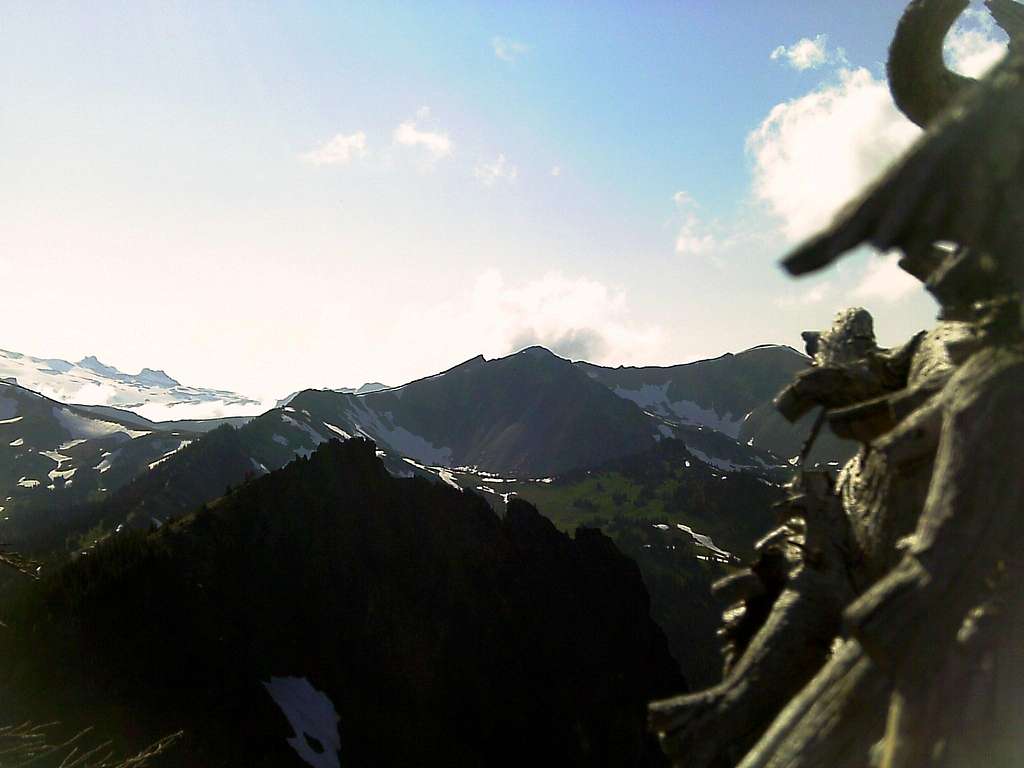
[0,1,1010,402]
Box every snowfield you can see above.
[0,348,268,422]
[613,383,744,437]
[54,407,150,440]
[263,676,341,768]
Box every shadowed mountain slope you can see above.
[0,439,683,768]
[577,345,854,463]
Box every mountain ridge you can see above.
[0,438,683,767]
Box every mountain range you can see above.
[0,348,265,422]
[0,341,834,689]
[0,338,854,762]
[1,342,845,548]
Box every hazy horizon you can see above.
[2,1,1008,400]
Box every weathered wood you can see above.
[650,473,856,766]
[650,2,1024,763]
[845,344,1024,684]
[735,641,891,768]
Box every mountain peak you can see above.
[76,355,125,378]
[135,368,181,388]
[513,345,562,361]
[735,343,808,361]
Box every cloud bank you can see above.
[747,67,920,243]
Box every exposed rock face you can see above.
[649,1,1024,765]
[0,439,683,767]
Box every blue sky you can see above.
[0,2,1008,400]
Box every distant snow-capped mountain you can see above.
[0,348,267,421]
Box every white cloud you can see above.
[853,253,919,302]
[492,36,528,62]
[945,8,1007,77]
[672,192,717,257]
[474,154,518,185]
[477,270,662,362]
[393,114,453,160]
[550,165,562,177]
[746,66,920,242]
[300,131,367,166]
[770,34,833,70]
[395,270,663,367]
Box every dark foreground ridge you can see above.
[0,438,683,767]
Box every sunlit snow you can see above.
[323,423,352,440]
[53,408,149,440]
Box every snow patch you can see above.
[436,469,461,491]
[676,522,732,559]
[689,447,766,474]
[323,423,352,440]
[53,408,149,440]
[263,676,341,768]
[40,449,72,465]
[611,384,743,437]
[344,402,452,465]
[281,414,327,449]
[147,440,193,470]
[613,383,673,413]
[49,467,77,483]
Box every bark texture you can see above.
[649,2,1024,764]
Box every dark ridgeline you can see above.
[0,439,683,767]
